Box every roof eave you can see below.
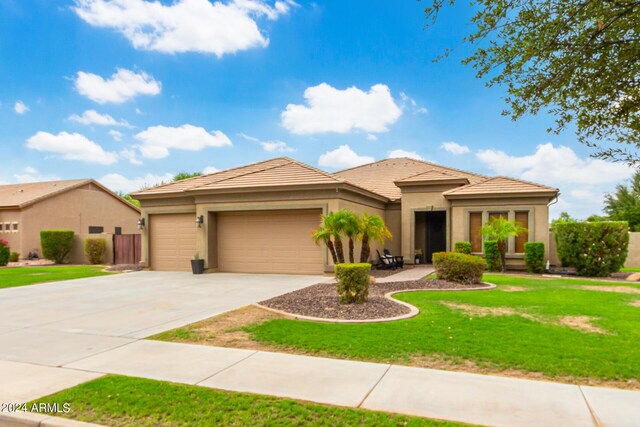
[444,191,559,200]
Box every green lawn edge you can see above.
[30,375,475,427]
[0,265,113,289]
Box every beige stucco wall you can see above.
[337,199,390,264]
[384,204,401,256]
[0,209,22,255]
[625,232,640,267]
[16,183,139,261]
[450,198,551,267]
[68,233,115,265]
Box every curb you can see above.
[255,282,496,324]
[0,411,103,427]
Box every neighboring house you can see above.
[0,179,140,262]
[132,157,558,273]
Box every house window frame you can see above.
[464,208,535,257]
[88,226,104,234]
[11,222,18,233]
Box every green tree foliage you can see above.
[551,211,578,233]
[454,241,472,254]
[117,192,141,208]
[84,238,106,265]
[603,171,640,231]
[524,242,546,274]
[432,252,484,284]
[481,217,527,272]
[423,0,640,165]
[0,238,10,266]
[40,230,74,264]
[554,221,629,276]
[334,210,362,264]
[334,263,371,304]
[359,213,392,263]
[173,172,202,182]
[483,240,501,272]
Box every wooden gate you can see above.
[114,234,141,265]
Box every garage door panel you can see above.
[217,209,323,274]
[150,213,196,271]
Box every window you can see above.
[12,223,18,232]
[469,212,483,252]
[0,223,3,233]
[514,211,529,253]
[114,227,122,235]
[488,211,509,251]
[88,226,104,234]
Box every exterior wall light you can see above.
[196,215,204,228]
[137,218,145,230]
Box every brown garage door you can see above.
[217,209,323,274]
[149,213,196,271]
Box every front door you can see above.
[425,211,446,262]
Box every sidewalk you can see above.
[375,264,434,283]
[34,339,637,427]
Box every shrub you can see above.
[9,252,19,262]
[454,241,472,254]
[554,221,629,277]
[432,252,484,284]
[40,230,74,264]
[84,238,106,265]
[334,263,371,304]
[0,237,9,267]
[524,242,545,274]
[483,240,501,272]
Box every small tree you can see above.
[0,238,10,266]
[84,238,106,265]
[482,217,527,272]
[359,213,392,263]
[173,171,202,181]
[40,230,74,264]
[335,210,362,264]
[312,217,339,265]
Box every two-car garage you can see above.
[148,209,324,274]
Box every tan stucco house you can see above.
[0,179,140,262]
[132,157,559,274]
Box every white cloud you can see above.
[388,149,424,161]
[399,92,427,114]
[441,141,470,155]
[74,68,161,104]
[203,166,220,174]
[69,110,131,127]
[318,145,374,170]
[119,148,142,165]
[25,131,118,165]
[239,132,294,152]
[12,167,60,183]
[14,101,29,114]
[366,134,378,141]
[109,129,123,141]
[476,142,635,218]
[99,172,173,194]
[73,0,295,56]
[281,83,402,134]
[136,124,232,159]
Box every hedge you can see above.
[432,252,484,284]
[9,252,19,262]
[483,240,501,272]
[524,242,545,274]
[0,237,9,266]
[334,263,371,304]
[40,230,74,264]
[554,221,629,277]
[454,241,472,254]
[84,238,106,265]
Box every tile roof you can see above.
[0,179,91,208]
[333,158,487,200]
[133,157,347,196]
[443,176,559,197]
[395,169,470,185]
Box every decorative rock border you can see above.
[255,282,496,324]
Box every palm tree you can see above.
[334,209,361,263]
[481,217,527,272]
[359,213,392,263]
[311,219,338,264]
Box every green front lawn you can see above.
[31,375,470,427]
[621,267,640,272]
[245,275,640,384]
[0,265,112,289]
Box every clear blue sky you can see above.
[0,0,633,218]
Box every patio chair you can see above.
[375,249,397,270]
[384,249,404,269]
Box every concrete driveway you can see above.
[0,271,324,367]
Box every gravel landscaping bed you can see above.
[369,265,415,278]
[258,279,492,320]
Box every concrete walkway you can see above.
[56,340,639,427]
[375,264,434,283]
